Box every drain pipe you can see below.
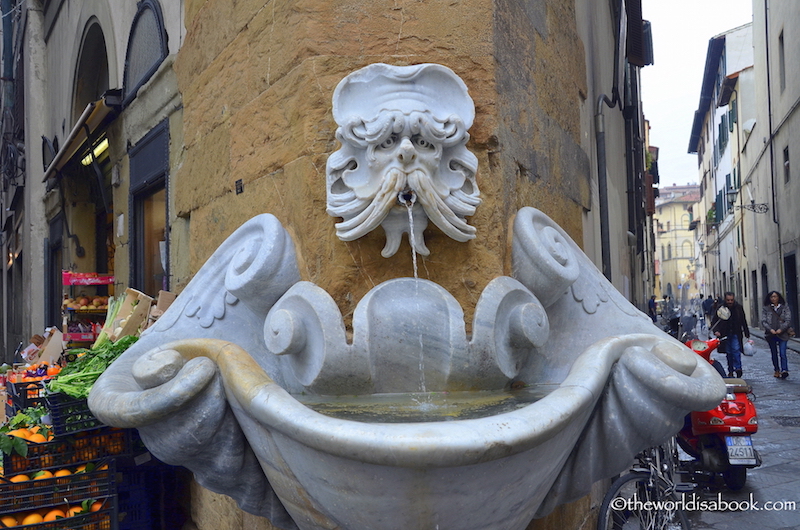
[594,0,624,282]
[595,93,618,281]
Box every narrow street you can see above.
[685,333,800,529]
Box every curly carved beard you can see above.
[333,167,478,257]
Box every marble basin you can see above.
[89,208,724,530]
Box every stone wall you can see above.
[174,0,590,322]
[174,0,600,528]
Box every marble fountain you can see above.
[89,64,725,530]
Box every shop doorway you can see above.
[129,119,169,298]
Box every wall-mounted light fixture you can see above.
[81,138,109,166]
[735,201,769,214]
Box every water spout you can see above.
[397,189,417,206]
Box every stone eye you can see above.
[379,134,398,149]
[412,135,434,150]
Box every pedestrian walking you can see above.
[761,290,792,379]
[648,295,658,323]
[711,291,750,378]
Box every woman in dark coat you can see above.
[761,290,792,379]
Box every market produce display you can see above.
[47,336,138,400]
[0,328,145,528]
[0,282,178,528]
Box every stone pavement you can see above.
[684,331,800,529]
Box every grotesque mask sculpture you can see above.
[326,63,481,256]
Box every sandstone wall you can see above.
[174,0,590,324]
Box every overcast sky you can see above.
[641,0,753,187]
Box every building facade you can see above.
[692,3,800,328]
[1,0,657,528]
[0,0,184,358]
[689,23,756,315]
[741,1,800,327]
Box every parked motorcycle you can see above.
[677,330,760,490]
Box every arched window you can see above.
[682,241,692,259]
[667,244,672,260]
[73,21,110,122]
[123,0,168,106]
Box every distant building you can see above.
[654,185,701,303]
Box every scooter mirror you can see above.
[716,306,731,320]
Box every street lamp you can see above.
[699,240,720,256]
[726,187,769,213]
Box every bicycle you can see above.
[597,438,691,530]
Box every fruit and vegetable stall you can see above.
[0,285,182,529]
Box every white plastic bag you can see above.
[743,339,755,356]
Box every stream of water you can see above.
[406,201,418,279]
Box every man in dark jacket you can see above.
[711,291,750,378]
[702,294,715,333]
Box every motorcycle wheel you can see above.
[722,466,747,490]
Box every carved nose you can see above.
[398,138,416,163]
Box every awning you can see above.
[42,91,121,182]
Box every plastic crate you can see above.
[6,380,47,412]
[0,459,116,515]
[117,467,156,530]
[2,506,116,530]
[3,428,133,475]
[47,392,105,436]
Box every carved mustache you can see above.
[333,168,478,244]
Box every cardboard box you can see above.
[108,288,154,341]
[37,328,64,365]
[143,290,177,331]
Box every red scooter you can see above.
[676,335,760,490]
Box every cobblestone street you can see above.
[685,333,800,529]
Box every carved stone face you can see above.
[326,64,481,257]
[372,131,440,177]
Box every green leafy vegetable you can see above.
[47,335,139,399]
[91,295,124,350]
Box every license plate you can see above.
[726,435,756,465]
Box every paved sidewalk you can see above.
[685,333,800,529]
